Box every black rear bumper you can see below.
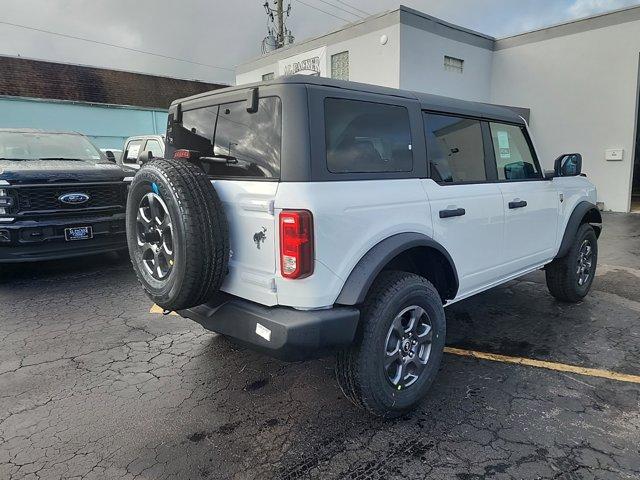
[0,213,126,263]
[179,295,360,361]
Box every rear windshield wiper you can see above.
[0,157,29,161]
[38,157,86,161]
[199,154,239,165]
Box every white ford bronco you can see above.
[126,76,601,418]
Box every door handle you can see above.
[439,208,466,218]
[508,200,528,209]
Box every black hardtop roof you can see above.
[172,75,525,124]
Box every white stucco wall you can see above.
[399,25,493,102]
[235,25,401,88]
[236,64,280,85]
[324,24,401,88]
[491,21,640,212]
[235,8,640,212]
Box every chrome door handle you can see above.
[439,208,466,218]
[508,200,527,209]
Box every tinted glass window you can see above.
[144,139,163,158]
[175,97,282,179]
[489,123,541,180]
[325,98,412,174]
[125,139,144,162]
[424,114,486,183]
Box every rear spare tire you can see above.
[126,158,229,311]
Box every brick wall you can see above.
[0,56,226,109]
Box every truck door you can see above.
[421,112,505,299]
[487,122,559,272]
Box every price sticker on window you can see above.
[497,131,511,159]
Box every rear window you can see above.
[324,98,413,174]
[173,97,281,179]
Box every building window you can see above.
[444,55,464,74]
[262,72,275,81]
[331,51,349,80]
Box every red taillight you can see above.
[279,210,314,279]
[173,149,193,159]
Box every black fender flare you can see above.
[335,232,459,305]
[555,201,602,259]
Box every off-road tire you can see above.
[545,223,597,303]
[126,158,229,311]
[335,271,446,418]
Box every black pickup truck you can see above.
[0,129,129,262]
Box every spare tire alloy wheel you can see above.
[126,158,229,312]
[136,190,174,280]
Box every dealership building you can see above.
[237,5,640,213]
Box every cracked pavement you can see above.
[1,213,639,479]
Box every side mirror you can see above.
[104,150,116,163]
[554,153,582,177]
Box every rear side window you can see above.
[325,98,413,174]
[176,97,282,179]
[424,113,486,183]
[144,139,163,158]
[489,123,541,180]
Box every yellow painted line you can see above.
[444,347,640,384]
[146,306,639,384]
[149,304,178,316]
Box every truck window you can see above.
[144,139,163,158]
[324,98,413,174]
[424,113,487,183]
[175,97,281,179]
[489,123,541,180]
[125,139,144,164]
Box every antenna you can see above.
[262,0,294,53]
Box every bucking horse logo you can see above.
[253,227,267,249]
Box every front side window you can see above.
[489,123,541,180]
[176,97,282,179]
[325,98,412,174]
[424,113,486,183]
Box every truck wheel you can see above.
[545,223,597,303]
[336,271,446,418]
[126,159,229,311]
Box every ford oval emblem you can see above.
[59,193,90,205]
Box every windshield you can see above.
[0,132,105,162]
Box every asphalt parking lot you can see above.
[1,213,639,480]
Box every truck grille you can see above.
[11,183,127,214]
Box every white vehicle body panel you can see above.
[215,171,597,310]
[213,180,279,306]
[497,180,559,274]
[274,179,433,309]
[422,180,504,298]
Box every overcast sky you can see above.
[1,0,638,85]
